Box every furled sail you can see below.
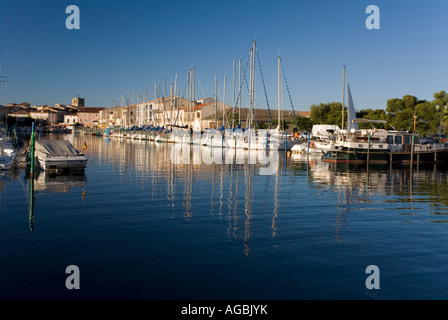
[346,84,359,132]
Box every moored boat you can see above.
[323,119,448,165]
[34,140,88,170]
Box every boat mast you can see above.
[278,55,281,130]
[192,67,195,130]
[248,40,256,129]
[232,58,235,129]
[342,65,346,130]
[215,73,217,129]
[187,71,190,129]
[238,58,242,127]
[223,73,226,129]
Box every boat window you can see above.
[395,136,402,144]
[404,136,411,145]
[386,135,393,144]
[414,136,420,144]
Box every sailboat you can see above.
[227,41,296,151]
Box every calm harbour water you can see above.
[1,133,448,300]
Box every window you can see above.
[395,136,402,144]
[404,136,411,145]
[386,135,393,144]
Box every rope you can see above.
[280,57,300,131]
[256,49,273,128]
[230,52,251,128]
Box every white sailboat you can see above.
[229,41,295,151]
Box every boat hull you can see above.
[37,156,88,170]
[323,146,448,165]
[0,154,16,170]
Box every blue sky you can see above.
[0,0,447,112]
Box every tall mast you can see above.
[248,46,253,129]
[215,73,217,129]
[342,65,346,130]
[239,58,242,127]
[173,74,177,128]
[154,81,157,126]
[192,67,195,130]
[232,58,235,129]
[187,70,190,130]
[251,40,256,128]
[223,73,226,129]
[170,81,173,129]
[278,55,281,130]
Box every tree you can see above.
[291,116,314,132]
[310,103,330,124]
[386,98,405,114]
[402,95,418,110]
[227,112,240,128]
[310,102,345,127]
[272,119,289,130]
[357,108,387,129]
[433,90,448,107]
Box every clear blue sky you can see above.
[0,0,447,112]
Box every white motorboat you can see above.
[0,143,16,170]
[0,137,17,170]
[34,140,88,170]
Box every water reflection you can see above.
[74,136,448,250]
[5,134,448,253]
[34,169,87,193]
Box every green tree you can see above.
[310,102,345,127]
[310,103,330,124]
[272,119,289,130]
[227,112,240,128]
[386,98,405,114]
[290,116,314,132]
[402,95,418,110]
[433,90,448,107]
[357,108,387,129]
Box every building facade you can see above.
[78,107,104,127]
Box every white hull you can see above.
[0,153,16,170]
[37,155,88,170]
[201,129,297,151]
[0,139,17,170]
[291,141,334,154]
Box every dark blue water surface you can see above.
[1,134,448,300]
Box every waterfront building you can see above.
[78,107,105,127]
[30,108,59,125]
[64,114,79,125]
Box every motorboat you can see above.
[34,140,88,170]
[0,139,16,170]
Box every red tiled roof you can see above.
[78,107,105,113]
